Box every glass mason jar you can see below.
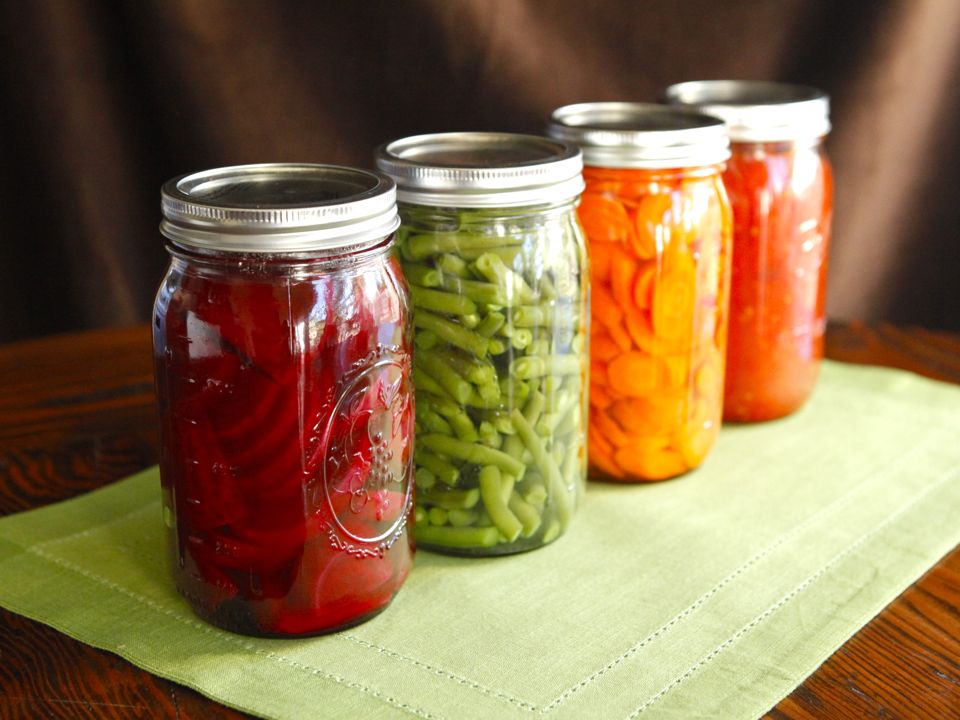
[376,133,588,556]
[548,103,733,482]
[666,81,833,422]
[153,164,415,636]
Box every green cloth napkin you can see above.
[2,360,959,720]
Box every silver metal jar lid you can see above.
[547,102,730,169]
[160,163,400,254]
[664,80,831,143]
[375,132,584,208]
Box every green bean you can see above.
[416,353,471,404]
[478,421,501,449]
[419,434,526,478]
[510,408,572,529]
[416,406,453,435]
[414,523,500,549]
[419,487,481,510]
[440,276,511,306]
[437,253,470,277]
[456,245,525,264]
[446,352,497,385]
[461,313,481,329]
[510,329,533,350]
[476,311,506,338]
[475,253,536,303]
[411,285,476,316]
[402,263,442,288]
[523,484,547,512]
[508,492,542,537]
[487,338,508,355]
[423,394,478,443]
[476,381,501,404]
[415,466,437,490]
[414,311,489,357]
[478,466,523,543]
[502,391,545,460]
[511,303,576,328]
[415,451,459,486]
[407,233,523,260]
[412,368,451,400]
[428,507,449,526]
[509,354,581,380]
[415,330,439,351]
[447,509,479,527]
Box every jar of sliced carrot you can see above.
[665,81,833,422]
[548,103,732,482]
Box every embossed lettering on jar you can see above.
[666,81,834,422]
[549,103,733,482]
[153,164,414,636]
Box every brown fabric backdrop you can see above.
[2,0,958,343]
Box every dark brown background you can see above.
[2,0,959,344]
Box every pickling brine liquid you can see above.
[153,247,414,636]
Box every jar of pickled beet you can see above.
[666,81,833,422]
[376,133,588,555]
[153,164,414,636]
[548,103,732,482]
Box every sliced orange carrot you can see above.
[589,240,616,285]
[592,283,623,330]
[633,262,656,309]
[694,353,721,398]
[631,192,671,260]
[578,193,633,244]
[614,445,687,481]
[593,410,630,447]
[588,422,614,457]
[591,359,610,390]
[678,400,718,467]
[590,446,626,480]
[606,319,633,353]
[607,351,658,397]
[659,353,691,390]
[609,394,684,437]
[591,327,620,362]
[624,311,657,354]
[589,384,614,409]
[652,248,696,343]
[610,246,638,309]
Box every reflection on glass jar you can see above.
[153,164,414,636]
[549,103,733,482]
[666,81,834,422]
[378,133,589,555]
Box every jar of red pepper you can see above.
[154,164,414,636]
[666,81,834,422]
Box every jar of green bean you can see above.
[376,132,588,556]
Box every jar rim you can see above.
[160,163,400,254]
[664,80,831,143]
[547,102,731,169]
[375,132,585,208]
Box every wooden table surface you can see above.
[0,322,958,719]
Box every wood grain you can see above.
[0,322,957,719]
